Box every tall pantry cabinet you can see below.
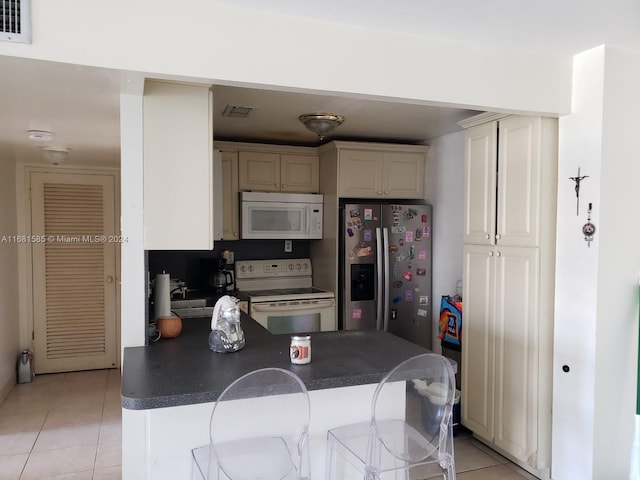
[460,115,557,479]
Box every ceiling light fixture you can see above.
[298,113,345,140]
[43,147,69,165]
[27,130,53,141]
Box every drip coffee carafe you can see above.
[211,258,234,294]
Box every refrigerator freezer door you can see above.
[342,204,381,330]
[382,204,433,349]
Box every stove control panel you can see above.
[236,258,312,279]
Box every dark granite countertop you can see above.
[121,313,431,410]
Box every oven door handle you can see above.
[252,299,335,312]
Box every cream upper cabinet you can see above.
[238,150,319,193]
[464,116,543,248]
[143,80,213,250]
[460,114,557,478]
[329,142,427,199]
[220,151,239,240]
[280,154,319,193]
[463,121,497,245]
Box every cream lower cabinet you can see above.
[462,245,541,461]
[238,150,319,193]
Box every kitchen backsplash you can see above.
[147,239,310,294]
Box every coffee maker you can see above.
[201,258,235,295]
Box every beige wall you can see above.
[0,160,20,401]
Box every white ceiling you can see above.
[1,1,639,166]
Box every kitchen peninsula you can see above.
[121,313,436,479]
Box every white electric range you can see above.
[235,258,336,334]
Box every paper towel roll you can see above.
[154,273,171,320]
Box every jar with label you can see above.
[290,335,311,364]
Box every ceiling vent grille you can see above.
[222,104,255,119]
[1,0,31,43]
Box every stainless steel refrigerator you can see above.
[340,201,433,348]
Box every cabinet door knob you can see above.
[496,234,502,240]
[384,191,390,195]
[489,251,494,257]
[377,191,383,195]
[275,183,279,188]
[485,234,491,240]
[496,251,502,257]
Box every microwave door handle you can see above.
[376,227,383,330]
[252,299,335,312]
[305,205,311,235]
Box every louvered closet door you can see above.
[31,172,117,373]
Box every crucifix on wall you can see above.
[569,167,589,215]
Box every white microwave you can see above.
[240,192,323,239]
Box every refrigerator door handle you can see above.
[382,227,390,331]
[375,227,383,330]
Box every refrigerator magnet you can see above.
[419,295,429,305]
[352,308,362,319]
[402,272,413,281]
[404,208,418,219]
[391,226,406,233]
[415,228,422,241]
[347,228,354,237]
[405,231,414,242]
[364,208,373,220]
[349,208,360,218]
[393,296,403,304]
[392,280,403,288]
[417,308,428,317]
[418,250,427,260]
[416,268,426,276]
[421,214,428,223]
[405,290,413,301]
[363,229,372,241]
[423,226,430,237]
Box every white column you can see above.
[120,91,146,350]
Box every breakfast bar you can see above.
[121,314,434,479]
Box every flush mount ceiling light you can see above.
[27,130,53,141]
[298,113,345,140]
[43,147,69,165]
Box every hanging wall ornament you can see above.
[569,167,589,216]
[582,202,596,247]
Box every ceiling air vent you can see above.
[1,0,31,43]
[222,105,255,119]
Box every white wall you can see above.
[0,160,20,400]
[552,45,640,479]
[425,131,465,353]
[0,1,572,117]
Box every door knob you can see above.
[106,276,114,284]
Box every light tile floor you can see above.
[453,428,538,480]
[0,369,121,480]
[0,369,537,480]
